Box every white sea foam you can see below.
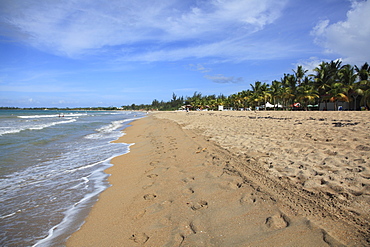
[68,177,90,190]
[84,118,136,139]
[0,118,76,136]
[29,119,76,130]
[63,160,105,174]
[18,113,88,119]
[18,114,60,119]
[32,156,120,247]
[96,118,136,132]
[0,127,23,136]
[0,212,16,219]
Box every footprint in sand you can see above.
[143,193,157,200]
[142,182,154,190]
[265,213,290,230]
[150,161,160,166]
[182,177,195,183]
[129,232,149,244]
[134,210,146,220]
[240,193,258,204]
[147,174,158,178]
[180,219,204,236]
[173,234,185,246]
[189,200,208,211]
[189,222,198,234]
[182,187,195,195]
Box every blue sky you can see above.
[1,0,369,107]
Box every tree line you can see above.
[122,60,370,111]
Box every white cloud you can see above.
[188,64,212,73]
[311,0,370,64]
[204,74,243,84]
[118,37,296,62]
[0,0,288,59]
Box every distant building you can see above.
[319,102,349,111]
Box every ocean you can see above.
[0,110,145,246]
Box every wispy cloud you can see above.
[311,0,370,64]
[118,37,297,62]
[204,74,243,84]
[188,64,212,73]
[0,0,288,60]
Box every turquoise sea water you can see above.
[0,110,145,246]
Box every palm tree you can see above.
[354,62,370,82]
[250,81,270,109]
[239,90,252,109]
[338,64,357,110]
[281,74,297,109]
[356,80,370,110]
[188,91,203,110]
[312,61,341,110]
[328,81,349,110]
[297,82,319,110]
[293,65,308,85]
[359,87,370,109]
[355,62,370,109]
[328,60,342,75]
[261,84,271,110]
[214,94,227,110]
[270,80,282,110]
[297,85,319,111]
[250,81,263,109]
[228,93,242,110]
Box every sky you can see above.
[0,0,369,107]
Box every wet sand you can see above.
[67,111,370,246]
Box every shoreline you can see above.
[0,110,142,246]
[67,111,369,246]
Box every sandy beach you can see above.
[67,111,369,246]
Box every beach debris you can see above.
[332,121,359,127]
[248,116,291,120]
[196,148,207,153]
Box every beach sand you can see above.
[67,111,369,246]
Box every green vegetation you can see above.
[122,61,370,111]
